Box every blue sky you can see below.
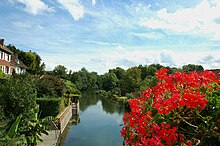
[1,0,220,74]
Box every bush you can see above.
[96,90,109,98]
[0,75,37,121]
[36,98,65,118]
[35,75,65,98]
[121,68,220,146]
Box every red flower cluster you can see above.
[121,68,219,146]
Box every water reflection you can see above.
[70,115,80,125]
[79,91,99,112]
[62,91,126,146]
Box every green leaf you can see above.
[6,114,22,138]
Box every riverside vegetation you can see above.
[1,44,219,145]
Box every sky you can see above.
[1,0,220,74]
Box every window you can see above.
[16,68,20,74]
[5,53,10,62]
[0,51,3,60]
[5,66,9,74]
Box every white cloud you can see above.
[91,0,96,6]
[140,0,220,40]
[12,21,31,28]
[89,46,220,74]
[58,0,84,20]
[14,0,53,15]
[130,32,164,40]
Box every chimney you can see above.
[0,39,4,46]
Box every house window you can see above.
[4,66,9,74]
[0,51,3,60]
[16,68,20,74]
[5,53,10,61]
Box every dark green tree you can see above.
[52,65,67,79]
[102,73,118,91]
[182,64,204,73]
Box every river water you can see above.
[61,91,126,146]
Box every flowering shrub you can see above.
[121,68,220,146]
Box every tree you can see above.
[70,68,98,91]
[35,75,65,97]
[35,77,56,98]
[52,65,67,79]
[109,67,126,80]
[6,45,45,75]
[120,67,142,95]
[102,73,118,91]
[182,64,204,73]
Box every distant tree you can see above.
[35,75,65,97]
[70,68,98,91]
[166,66,181,74]
[120,67,142,95]
[109,67,126,80]
[145,65,157,77]
[182,64,204,73]
[63,80,81,95]
[53,65,67,78]
[102,73,118,91]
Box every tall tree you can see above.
[53,65,67,78]
[182,64,204,73]
[102,72,118,91]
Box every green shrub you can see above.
[35,75,65,98]
[36,98,65,118]
[0,74,37,121]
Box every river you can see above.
[60,91,126,146]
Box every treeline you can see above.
[48,64,204,100]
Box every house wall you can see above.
[0,51,12,74]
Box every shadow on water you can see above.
[60,90,127,146]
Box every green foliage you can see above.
[36,98,65,118]
[0,74,37,120]
[139,76,158,92]
[182,64,204,73]
[35,75,65,97]
[53,65,67,78]
[109,67,126,80]
[18,105,52,145]
[70,68,98,91]
[101,72,118,91]
[6,115,22,138]
[0,66,3,79]
[7,45,45,75]
[63,79,81,95]
[120,67,142,95]
[35,76,56,98]
[96,90,109,98]
[0,115,27,146]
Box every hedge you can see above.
[36,98,65,118]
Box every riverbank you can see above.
[95,90,130,106]
[38,102,79,146]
